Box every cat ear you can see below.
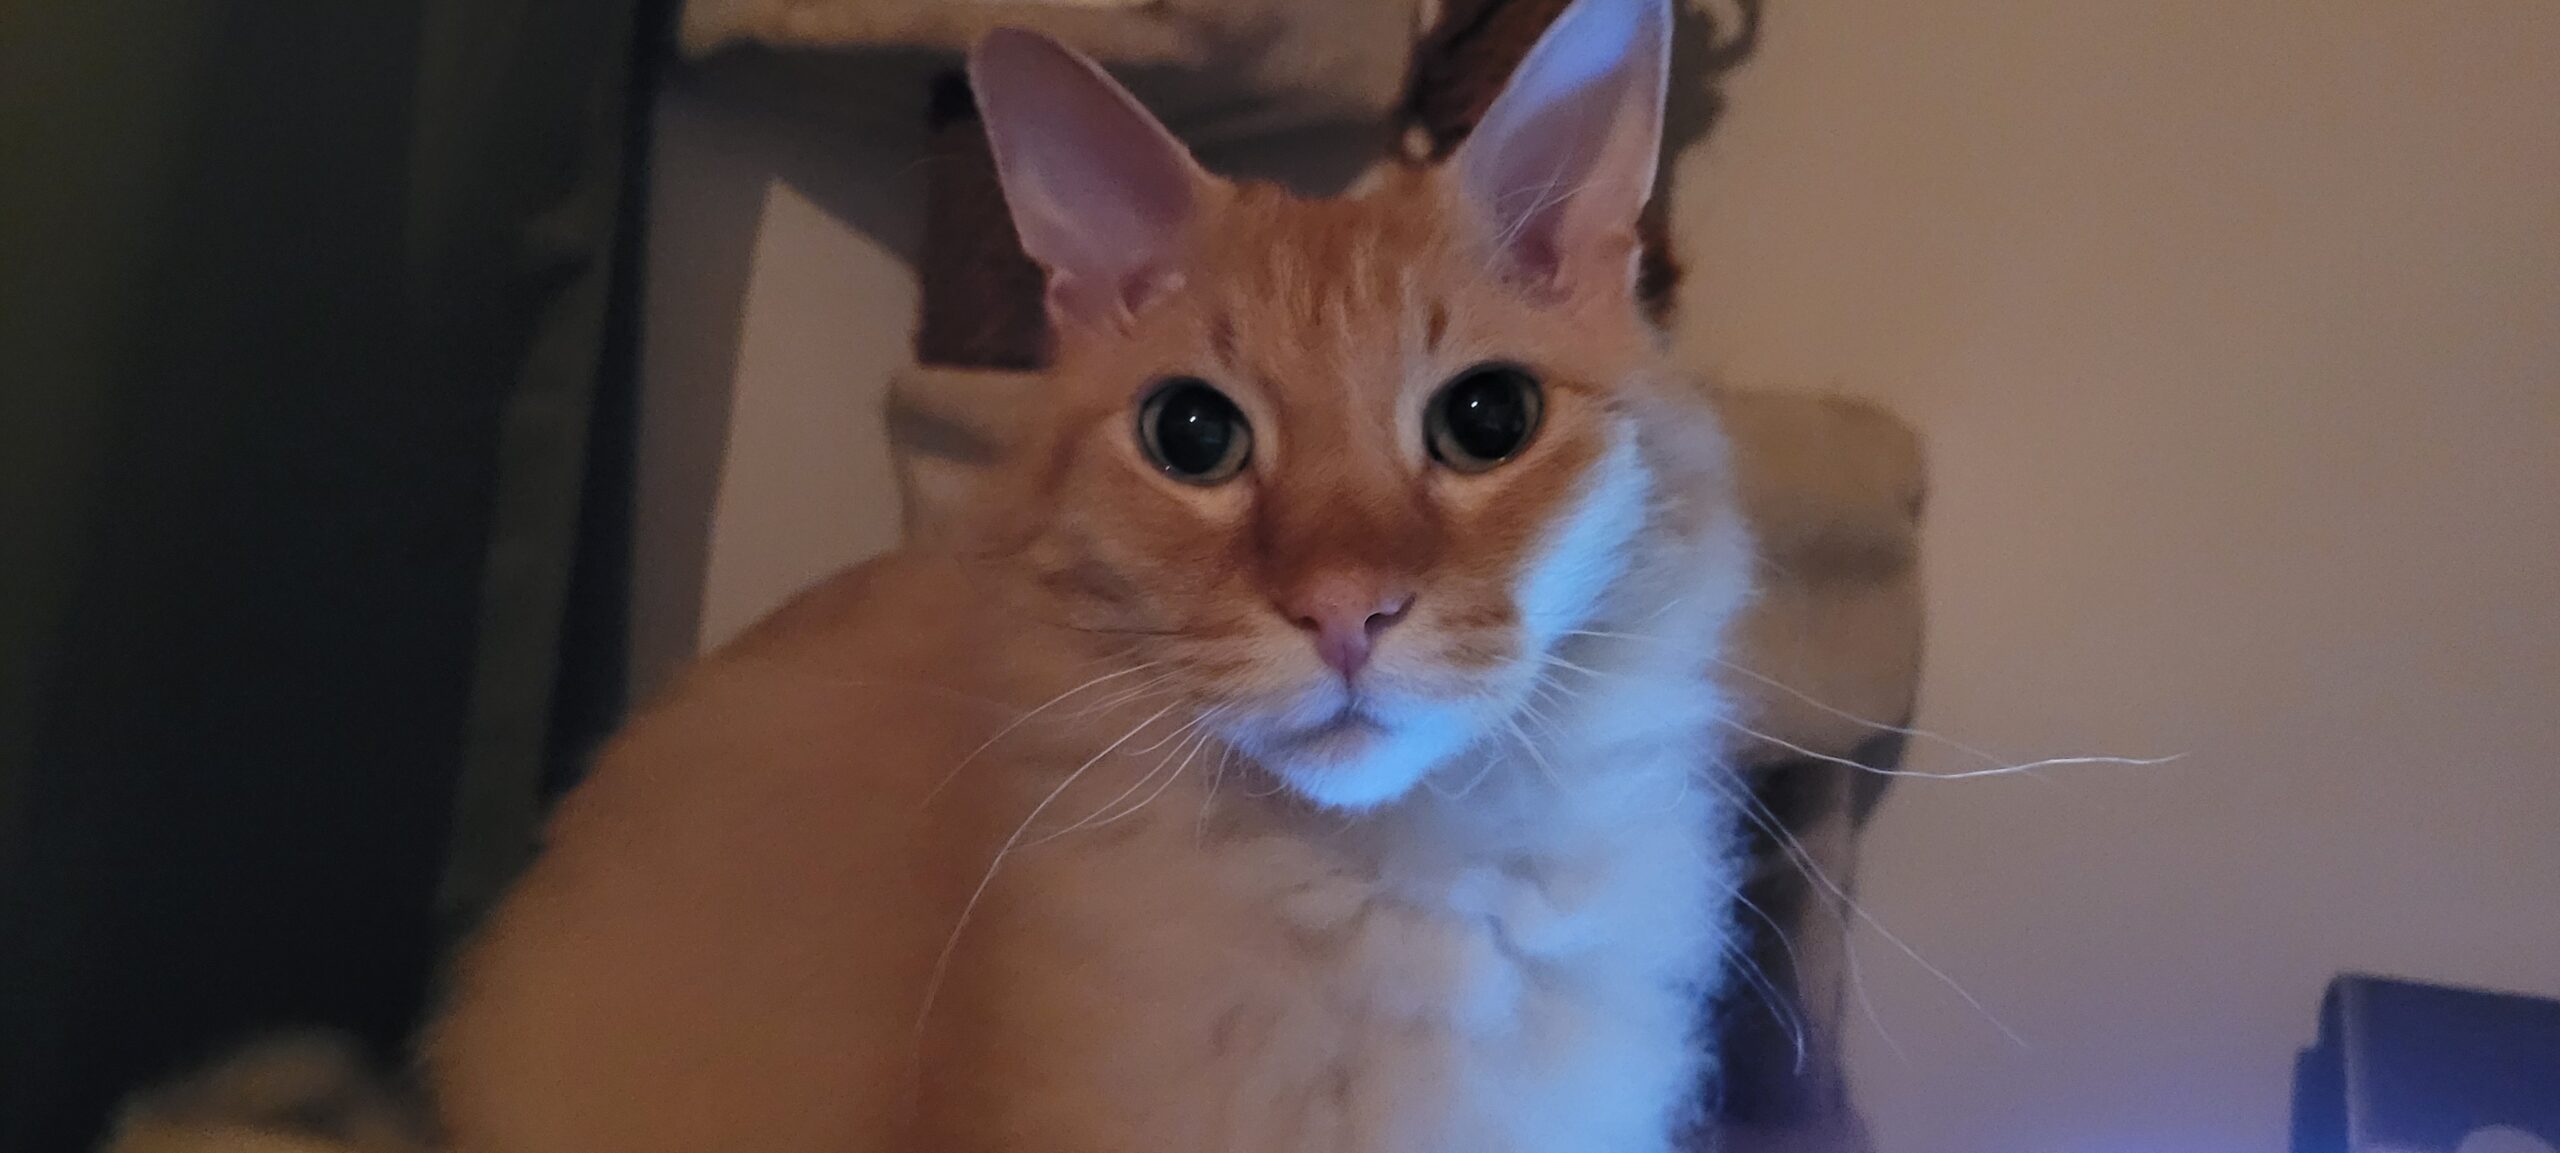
[968,29,1213,333]
[1453,0,1671,295]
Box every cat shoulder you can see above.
[714,551,986,664]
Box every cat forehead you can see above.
[1049,175,1563,405]
[1189,178,1473,318]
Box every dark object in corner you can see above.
[0,1,661,1149]
[2293,974,2560,1153]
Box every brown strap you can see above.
[916,74,1047,371]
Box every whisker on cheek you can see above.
[915,700,1185,1050]
[920,661,1165,808]
[1195,744,1236,845]
[1027,708,1225,847]
[1063,673,1183,720]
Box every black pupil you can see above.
[1444,370,1533,460]
[1153,383,1237,475]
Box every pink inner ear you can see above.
[969,30,1205,329]
[1457,0,1669,286]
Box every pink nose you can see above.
[1279,572,1413,678]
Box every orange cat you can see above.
[429,0,1756,1149]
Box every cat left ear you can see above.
[1452,0,1671,297]
[968,29,1213,333]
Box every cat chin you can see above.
[1244,709,1475,811]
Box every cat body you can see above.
[435,533,1743,1153]
[429,1,1760,1150]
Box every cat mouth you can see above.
[1227,687,1483,809]
[1236,698,1394,767]
[1275,706,1387,749]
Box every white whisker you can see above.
[1695,766,2027,1049]
[1033,711,1225,846]
[922,662,1161,806]
[1536,652,1611,681]
[1062,673,1181,720]
[1502,715,1572,795]
[1512,692,1572,749]
[914,701,1181,1047]
[1426,750,1502,800]
[1717,937,1810,1075]
[1845,927,1907,1065]
[1197,744,1235,844]
[1706,656,2017,768]
[1720,716,2184,782]
[1064,739,1202,841]
[1123,705,1209,757]
[1726,886,1815,1074]
[1563,627,2179,779]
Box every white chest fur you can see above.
[948,674,1738,1153]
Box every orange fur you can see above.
[964,169,1668,737]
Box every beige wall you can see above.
[638,3,2560,1148]
[632,92,918,695]
[1675,2,2560,1149]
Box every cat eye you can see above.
[1137,377,1253,484]
[1426,364,1543,472]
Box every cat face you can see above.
[971,0,1685,808]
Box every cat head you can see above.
[967,0,1731,809]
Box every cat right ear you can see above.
[968,30,1213,334]
[1452,0,1671,298]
